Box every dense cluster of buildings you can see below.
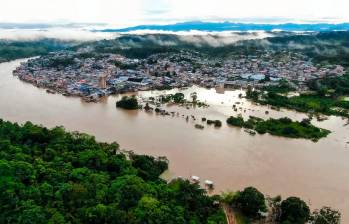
[13,50,345,102]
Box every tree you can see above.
[39,182,54,204]
[109,175,148,210]
[300,118,311,127]
[310,206,341,224]
[81,204,108,224]
[281,126,299,137]
[190,92,198,103]
[48,212,66,224]
[173,93,185,103]
[226,115,245,127]
[280,197,310,224]
[130,154,168,181]
[116,96,139,110]
[246,86,260,101]
[234,187,267,218]
[133,196,185,224]
[18,201,47,224]
[215,120,222,127]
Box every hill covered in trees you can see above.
[0,119,226,223]
[0,39,75,62]
[68,31,349,68]
[2,31,349,68]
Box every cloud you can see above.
[0,24,277,48]
[0,28,117,41]
[115,30,275,47]
[178,31,274,47]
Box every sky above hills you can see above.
[1,0,349,27]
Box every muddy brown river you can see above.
[1,59,349,220]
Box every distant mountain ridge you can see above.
[101,21,349,32]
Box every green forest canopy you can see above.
[0,39,75,62]
[0,119,226,224]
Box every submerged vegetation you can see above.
[0,119,226,224]
[159,93,186,104]
[226,115,330,141]
[195,124,205,129]
[248,91,349,118]
[152,92,209,108]
[116,96,140,110]
[246,72,349,118]
[206,119,222,127]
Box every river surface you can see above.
[1,59,349,220]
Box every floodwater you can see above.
[1,59,349,220]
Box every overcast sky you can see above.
[1,0,349,27]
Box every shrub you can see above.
[234,187,267,218]
[280,197,310,224]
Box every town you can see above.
[13,49,345,102]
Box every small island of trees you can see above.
[226,115,331,141]
[206,119,222,127]
[116,95,140,110]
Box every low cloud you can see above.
[0,28,118,41]
[121,30,274,47]
[178,31,273,47]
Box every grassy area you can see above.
[227,115,331,141]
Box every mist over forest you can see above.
[1,27,349,66]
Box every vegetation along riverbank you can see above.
[246,71,349,118]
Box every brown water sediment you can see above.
[1,59,349,221]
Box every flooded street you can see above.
[1,59,349,220]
